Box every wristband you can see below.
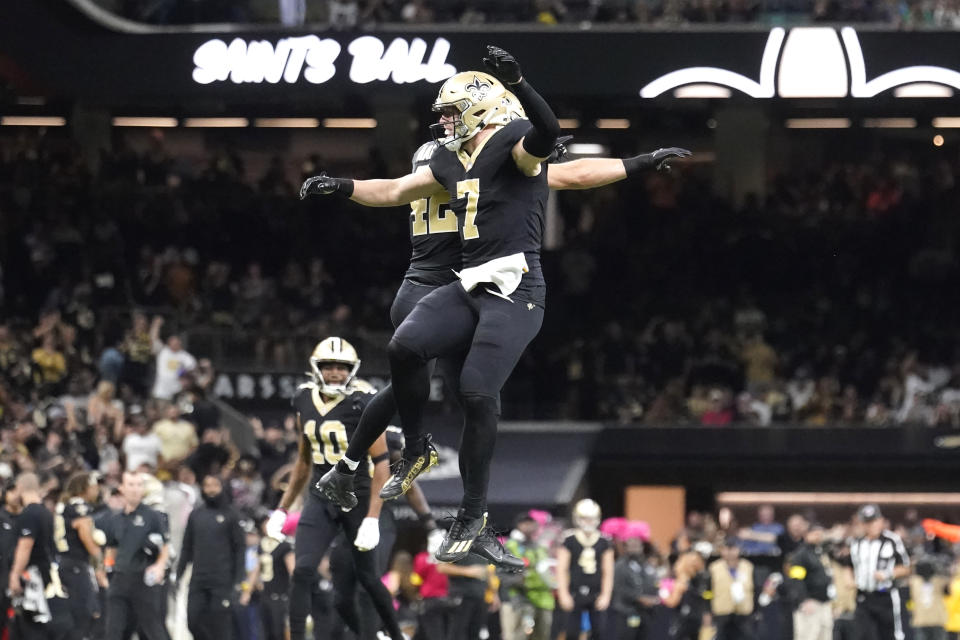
[622,154,656,175]
[418,511,435,523]
[334,178,354,197]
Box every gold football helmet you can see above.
[309,337,360,397]
[430,71,522,151]
[573,498,602,533]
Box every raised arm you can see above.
[300,166,443,208]
[548,148,692,190]
[481,46,560,176]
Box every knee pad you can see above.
[387,337,421,365]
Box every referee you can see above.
[850,505,911,640]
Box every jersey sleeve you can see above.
[562,533,577,554]
[17,506,41,539]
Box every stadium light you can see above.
[567,143,608,156]
[183,117,249,127]
[595,119,630,129]
[784,118,851,129]
[112,117,178,127]
[933,117,960,128]
[862,118,916,128]
[557,119,580,129]
[1,116,66,127]
[254,118,321,128]
[322,118,377,128]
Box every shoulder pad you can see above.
[348,379,377,395]
[411,142,438,172]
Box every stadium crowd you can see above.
[101,0,960,29]
[3,130,960,426]
[2,127,960,637]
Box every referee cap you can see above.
[858,504,883,522]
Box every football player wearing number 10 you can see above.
[302,44,691,569]
[264,337,405,640]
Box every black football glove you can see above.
[548,135,574,163]
[299,172,353,199]
[651,147,692,172]
[482,45,523,85]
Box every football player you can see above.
[556,499,614,640]
[56,472,104,640]
[264,338,405,640]
[303,46,689,567]
[327,425,435,640]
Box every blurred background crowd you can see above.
[97,0,960,29]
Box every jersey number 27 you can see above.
[411,180,480,239]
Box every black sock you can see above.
[459,395,499,520]
[342,383,397,464]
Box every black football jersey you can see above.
[407,141,461,287]
[55,498,93,563]
[563,530,612,596]
[429,118,548,306]
[259,537,292,596]
[291,381,377,497]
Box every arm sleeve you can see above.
[510,79,560,158]
[17,508,39,539]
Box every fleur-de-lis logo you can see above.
[465,75,491,101]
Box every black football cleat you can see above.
[471,523,525,573]
[379,434,439,500]
[434,510,487,563]
[315,465,358,511]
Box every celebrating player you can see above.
[303,46,690,567]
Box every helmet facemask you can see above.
[308,337,361,398]
[429,72,512,152]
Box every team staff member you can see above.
[176,474,245,640]
[56,472,105,640]
[785,523,834,640]
[103,471,170,640]
[0,480,21,640]
[8,472,72,640]
[850,505,911,640]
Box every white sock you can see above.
[340,456,360,471]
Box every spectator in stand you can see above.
[150,316,196,401]
[31,332,67,395]
[122,312,154,397]
[122,409,163,472]
[152,401,199,473]
[738,504,783,555]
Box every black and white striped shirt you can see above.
[850,531,910,592]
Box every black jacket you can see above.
[176,495,245,588]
